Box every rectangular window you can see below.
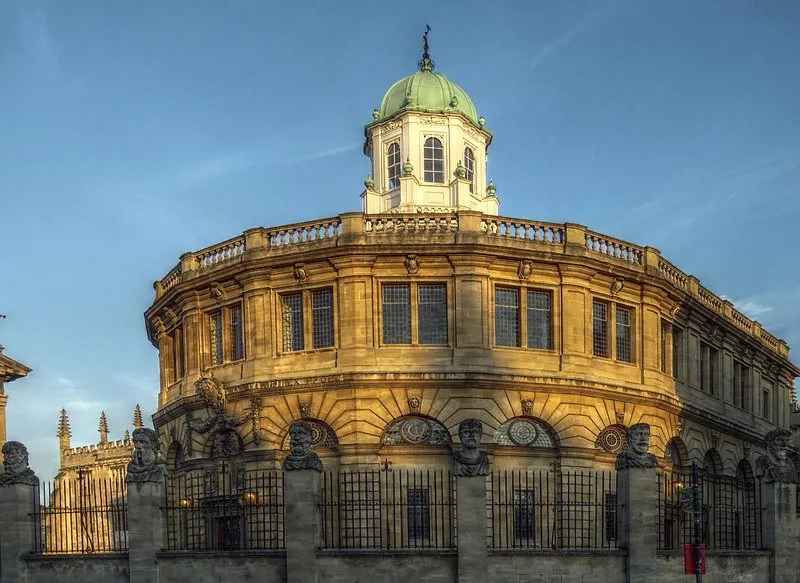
[209,311,224,365]
[593,300,609,358]
[418,284,447,344]
[407,488,430,541]
[616,306,632,363]
[527,290,552,349]
[513,489,536,541]
[171,327,184,381]
[230,305,244,361]
[382,285,412,344]
[660,320,669,373]
[699,342,718,395]
[312,289,334,348]
[732,361,750,411]
[605,493,617,542]
[762,388,771,421]
[672,325,684,380]
[496,288,520,347]
[281,293,304,352]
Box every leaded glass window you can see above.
[418,284,447,344]
[230,304,244,361]
[464,147,475,192]
[388,142,401,190]
[496,288,520,347]
[616,306,632,363]
[312,289,334,348]
[407,489,430,541]
[527,290,552,349]
[423,137,444,183]
[382,285,411,344]
[514,489,535,541]
[593,300,609,358]
[281,293,304,352]
[210,311,223,365]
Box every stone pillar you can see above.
[284,470,322,583]
[617,466,658,583]
[127,481,166,583]
[761,481,799,582]
[455,474,488,583]
[0,481,37,582]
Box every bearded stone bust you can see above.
[126,428,167,484]
[0,440,38,486]
[615,423,658,470]
[453,419,490,477]
[756,429,798,484]
[283,422,323,472]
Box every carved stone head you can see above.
[765,429,791,463]
[458,419,483,450]
[2,441,29,475]
[131,428,158,467]
[288,422,313,458]
[627,423,651,456]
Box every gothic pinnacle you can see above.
[57,408,71,438]
[133,404,144,429]
[98,410,109,443]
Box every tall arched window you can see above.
[464,147,475,192]
[423,137,445,183]
[387,142,401,190]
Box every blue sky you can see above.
[1,1,799,481]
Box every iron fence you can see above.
[165,468,284,551]
[488,469,618,549]
[321,469,455,550]
[32,474,128,554]
[657,470,762,550]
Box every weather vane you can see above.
[418,24,435,71]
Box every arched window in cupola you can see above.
[464,147,475,193]
[423,137,445,183]
[387,142,401,190]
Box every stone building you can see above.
[0,344,31,452]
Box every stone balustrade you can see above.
[152,211,789,359]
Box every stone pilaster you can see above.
[761,481,799,583]
[455,475,488,583]
[284,470,322,583]
[617,465,658,583]
[127,481,166,583]
[0,481,37,582]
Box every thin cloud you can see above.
[720,296,774,319]
[529,3,613,73]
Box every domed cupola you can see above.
[361,29,498,216]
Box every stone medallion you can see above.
[508,420,538,446]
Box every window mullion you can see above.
[303,290,313,351]
[609,303,617,360]
[410,284,419,343]
[519,288,528,349]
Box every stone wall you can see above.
[487,551,626,583]
[157,552,286,583]
[24,555,129,583]
[317,552,456,583]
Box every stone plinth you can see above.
[0,481,37,582]
[128,481,166,583]
[456,475,488,583]
[617,465,658,583]
[284,470,322,583]
[761,481,798,583]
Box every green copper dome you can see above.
[377,66,479,125]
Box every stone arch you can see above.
[494,417,558,449]
[166,440,185,471]
[381,415,451,446]
[280,419,339,450]
[205,428,245,458]
[665,437,689,471]
[596,424,628,455]
[736,459,755,486]
[703,449,723,475]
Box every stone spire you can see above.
[133,404,144,429]
[57,409,71,451]
[98,411,109,444]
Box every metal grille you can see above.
[657,468,761,551]
[281,293,304,352]
[464,146,475,192]
[615,306,632,362]
[592,300,609,357]
[230,304,244,360]
[423,137,445,183]
[321,469,454,550]
[388,142,401,189]
[527,290,552,349]
[166,469,284,551]
[418,284,447,344]
[312,288,334,348]
[495,287,520,347]
[32,474,128,554]
[209,311,223,365]
[488,469,618,549]
[382,285,411,344]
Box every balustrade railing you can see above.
[481,217,564,244]
[266,217,341,248]
[698,285,725,314]
[364,214,459,234]
[585,232,643,265]
[195,236,246,269]
[658,259,688,291]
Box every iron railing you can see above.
[321,469,455,550]
[657,470,762,550]
[488,469,618,549]
[165,468,284,551]
[32,474,128,554]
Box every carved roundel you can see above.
[281,420,338,450]
[400,417,431,443]
[596,426,627,454]
[508,420,539,446]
